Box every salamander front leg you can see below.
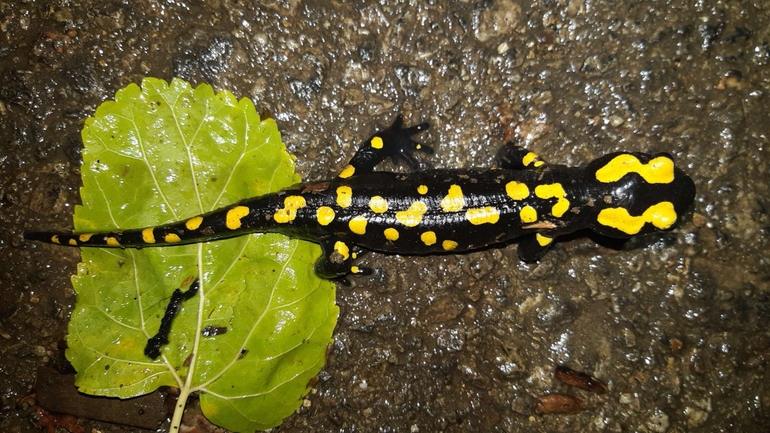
[496,141,547,170]
[517,233,556,262]
[315,239,371,279]
[337,115,432,178]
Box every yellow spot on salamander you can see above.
[368,196,388,213]
[349,215,368,235]
[534,160,545,167]
[78,234,93,242]
[597,201,677,235]
[595,154,675,184]
[185,216,203,230]
[286,195,307,209]
[466,207,500,225]
[274,195,307,224]
[442,240,458,251]
[336,186,353,208]
[370,136,384,149]
[164,233,181,243]
[141,228,156,244]
[106,237,121,247]
[535,184,570,218]
[226,206,250,230]
[417,185,428,195]
[520,205,538,223]
[317,206,335,226]
[334,241,350,261]
[536,233,553,246]
[440,185,465,212]
[51,235,60,244]
[505,181,529,200]
[384,227,399,241]
[395,201,428,227]
[338,164,356,179]
[68,239,77,246]
[522,151,539,167]
[351,265,360,274]
[421,231,437,246]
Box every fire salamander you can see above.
[26,115,696,278]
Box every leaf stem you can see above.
[170,385,191,432]
[170,243,207,431]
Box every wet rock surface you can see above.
[1,1,768,432]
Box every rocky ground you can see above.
[1,1,768,432]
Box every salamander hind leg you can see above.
[337,115,432,178]
[315,239,372,279]
[496,141,547,170]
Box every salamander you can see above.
[25,115,696,278]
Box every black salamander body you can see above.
[26,116,696,278]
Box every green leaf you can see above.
[67,77,338,431]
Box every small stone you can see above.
[646,409,670,433]
[608,115,624,127]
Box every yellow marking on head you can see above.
[78,234,93,242]
[316,206,335,226]
[395,201,428,227]
[226,206,250,230]
[164,233,181,243]
[106,237,121,247]
[442,240,458,251]
[369,196,388,213]
[383,227,400,241]
[68,239,77,246]
[522,151,539,167]
[536,233,553,246]
[534,160,545,167]
[417,185,428,195]
[440,184,465,212]
[349,215,368,235]
[506,181,529,200]
[141,228,156,243]
[520,205,538,223]
[273,195,307,223]
[465,207,500,225]
[597,201,677,235]
[595,154,675,184]
[421,231,437,246]
[338,164,356,179]
[185,216,203,230]
[535,183,570,218]
[334,241,350,261]
[336,186,353,208]
[51,235,60,244]
[371,136,384,149]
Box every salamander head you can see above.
[583,152,696,238]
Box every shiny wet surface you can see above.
[1,1,768,432]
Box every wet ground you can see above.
[1,1,768,432]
